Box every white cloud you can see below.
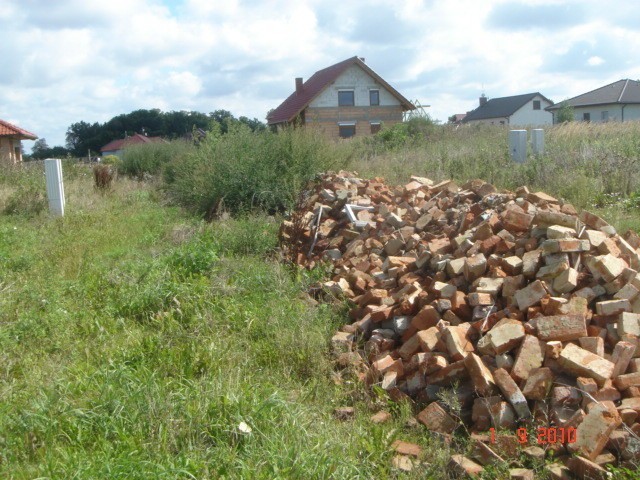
[588,56,605,66]
[1,0,639,148]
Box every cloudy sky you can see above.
[2,0,639,149]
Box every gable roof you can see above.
[546,79,640,110]
[100,133,164,153]
[267,56,415,125]
[463,93,553,122]
[0,119,37,139]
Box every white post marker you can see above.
[44,158,65,217]
[509,130,527,163]
[531,129,545,156]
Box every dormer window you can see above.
[338,90,354,106]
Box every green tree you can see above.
[556,101,575,123]
[31,138,70,160]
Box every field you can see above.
[1,122,639,479]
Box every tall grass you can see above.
[164,125,356,216]
[352,121,640,210]
[120,140,195,178]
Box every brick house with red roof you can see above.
[267,56,415,139]
[100,133,166,158]
[0,119,37,164]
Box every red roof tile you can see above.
[100,133,165,153]
[267,56,415,125]
[0,119,37,139]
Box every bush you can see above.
[120,140,194,178]
[101,155,122,168]
[2,171,47,216]
[93,164,115,190]
[164,125,352,216]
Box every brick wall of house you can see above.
[305,105,404,138]
[0,138,20,164]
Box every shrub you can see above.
[101,155,122,168]
[2,172,47,216]
[120,140,194,178]
[93,164,115,190]
[164,125,352,216]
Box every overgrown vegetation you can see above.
[164,124,354,216]
[3,121,640,477]
[120,139,194,178]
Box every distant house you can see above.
[0,119,37,164]
[450,113,467,125]
[463,93,554,126]
[267,56,415,138]
[100,133,165,158]
[546,79,640,123]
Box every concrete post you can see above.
[531,129,545,156]
[44,158,65,217]
[509,130,527,163]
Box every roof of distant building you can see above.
[267,56,415,125]
[0,119,37,139]
[463,93,553,122]
[100,133,165,152]
[546,79,640,110]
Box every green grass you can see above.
[0,168,455,479]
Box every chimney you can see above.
[479,94,487,107]
[295,77,303,95]
[359,57,365,63]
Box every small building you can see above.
[267,56,415,138]
[546,79,640,123]
[100,133,165,158]
[0,119,37,164]
[449,113,467,125]
[463,93,554,126]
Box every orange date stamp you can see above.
[489,427,577,445]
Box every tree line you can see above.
[30,109,265,159]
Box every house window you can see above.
[370,90,380,106]
[601,111,609,122]
[338,123,356,138]
[338,90,354,106]
[533,100,541,110]
[370,122,381,134]
[583,112,591,122]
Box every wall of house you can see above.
[305,105,404,138]
[510,97,554,126]
[566,104,640,123]
[309,65,402,108]
[0,138,20,163]
[465,117,510,126]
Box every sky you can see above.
[2,0,640,150]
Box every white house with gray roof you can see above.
[546,79,640,123]
[463,92,554,126]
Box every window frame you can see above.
[370,122,381,134]
[533,100,541,110]
[338,90,355,107]
[583,112,591,122]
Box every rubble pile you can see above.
[280,171,640,475]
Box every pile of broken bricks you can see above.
[280,171,640,477]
